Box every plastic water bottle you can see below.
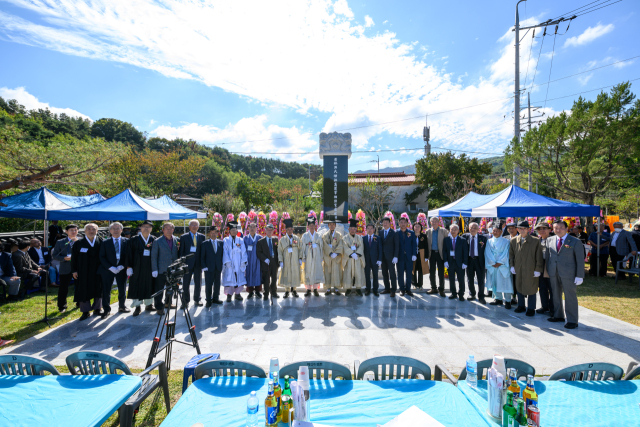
[246,391,259,427]
[466,355,478,389]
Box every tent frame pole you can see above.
[597,217,601,277]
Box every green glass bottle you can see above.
[515,398,527,426]
[502,390,517,427]
[281,375,293,424]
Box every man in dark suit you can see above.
[200,226,224,306]
[12,240,44,297]
[98,222,130,318]
[443,224,469,301]
[363,223,381,296]
[48,220,63,247]
[462,222,487,303]
[0,244,21,299]
[378,216,399,297]
[256,224,279,301]
[28,238,56,287]
[396,216,418,297]
[179,219,206,308]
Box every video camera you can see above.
[165,253,195,281]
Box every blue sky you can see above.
[0,0,638,172]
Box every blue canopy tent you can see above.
[144,196,207,220]
[0,187,105,220]
[427,191,505,217]
[470,185,600,217]
[48,189,170,221]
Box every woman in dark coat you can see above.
[126,220,157,316]
[412,223,427,288]
[71,223,103,321]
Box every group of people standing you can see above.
[44,214,626,330]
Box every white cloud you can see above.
[0,0,545,157]
[0,86,90,119]
[151,115,318,162]
[564,23,614,48]
[578,73,593,86]
[383,20,388,24]
[364,15,374,28]
[378,160,402,169]
[587,56,634,70]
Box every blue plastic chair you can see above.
[182,353,220,392]
[280,361,352,380]
[195,360,267,380]
[549,363,624,381]
[356,356,431,380]
[0,354,59,376]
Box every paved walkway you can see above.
[3,278,640,376]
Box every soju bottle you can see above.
[522,375,538,412]
[281,375,293,424]
[507,368,521,408]
[273,375,282,423]
[502,390,517,427]
[515,398,527,426]
[265,380,277,427]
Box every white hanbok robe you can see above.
[301,231,324,288]
[222,235,248,294]
[485,236,513,298]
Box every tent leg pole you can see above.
[44,220,48,247]
[597,217,601,277]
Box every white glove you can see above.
[299,259,302,266]
[574,277,583,285]
[202,267,208,272]
[109,267,118,274]
[280,262,284,268]
[462,264,467,270]
[330,253,337,259]
[510,267,516,275]
[351,253,358,259]
[534,271,541,278]
[424,259,428,263]
[392,257,398,264]
[265,258,270,265]
[117,265,125,272]
[126,268,133,276]
[152,271,158,278]
[376,260,382,266]
[444,262,449,268]
[412,256,417,262]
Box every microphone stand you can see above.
[29,263,61,328]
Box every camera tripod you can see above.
[146,278,201,370]
[28,266,61,328]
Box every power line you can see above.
[551,0,611,21]
[225,146,504,156]
[573,0,623,18]
[532,77,640,104]
[543,33,558,109]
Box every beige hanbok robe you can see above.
[341,233,365,289]
[301,231,325,288]
[278,234,302,290]
[322,230,343,288]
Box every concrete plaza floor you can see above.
[3,277,640,376]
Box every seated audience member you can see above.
[28,238,57,287]
[0,244,21,300]
[12,240,45,298]
[588,224,610,277]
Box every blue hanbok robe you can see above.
[485,236,512,295]
[243,233,261,289]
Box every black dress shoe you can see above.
[458,295,465,302]
[100,311,109,320]
[467,296,476,301]
[406,290,414,297]
[157,309,165,315]
[226,295,232,302]
[235,294,243,301]
[256,292,262,298]
[564,322,578,329]
[511,298,517,305]
[399,291,405,297]
[345,289,352,296]
[119,307,131,313]
[525,309,535,317]
[448,294,457,300]
[334,289,341,296]
[283,291,290,298]
[426,289,439,295]
[547,317,565,322]
[513,307,526,313]
[364,290,371,296]
[305,290,312,297]
[356,289,363,296]
[247,292,255,299]
[536,307,549,314]
[195,301,203,307]
[439,291,446,297]
[380,290,390,295]
[145,305,155,311]
[205,301,212,308]
[390,291,396,297]
[132,307,141,317]
[292,290,299,298]
[505,302,512,309]
[79,312,90,321]
[373,291,380,297]
[479,298,487,305]
[263,295,269,301]
[489,300,502,305]
[212,299,223,305]
[313,289,320,297]
[325,289,333,295]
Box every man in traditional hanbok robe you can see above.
[278,218,302,298]
[322,220,343,295]
[71,223,103,321]
[486,226,513,309]
[301,217,324,297]
[126,220,157,316]
[341,219,365,296]
[243,222,262,299]
[222,221,247,302]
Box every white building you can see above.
[348,172,428,213]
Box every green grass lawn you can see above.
[577,272,640,327]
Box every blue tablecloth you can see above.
[458,379,640,426]
[161,377,492,427]
[0,374,142,427]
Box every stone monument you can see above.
[319,132,351,235]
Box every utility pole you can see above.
[308,164,311,194]
[525,92,544,192]
[423,115,431,156]
[512,1,569,189]
[369,155,380,177]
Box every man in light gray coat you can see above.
[151,222,179,315]
[546,220,585,329]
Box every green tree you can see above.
[91,118,146,150]
[349,176,400,227]
[190,159,229,197]
[504,82,640,207]
[412,152,492,207]
[235,172,274,211]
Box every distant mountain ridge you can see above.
[353,156,504,175]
